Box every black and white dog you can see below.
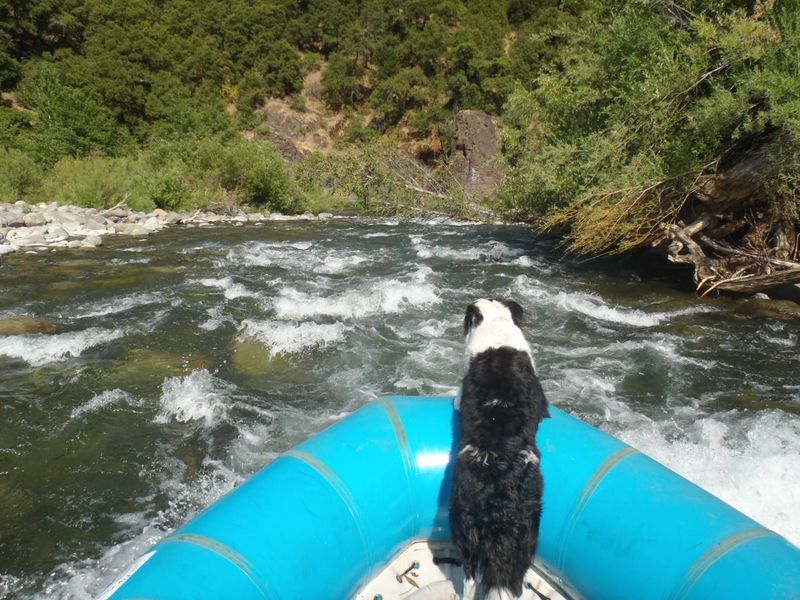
[450,299,550,600]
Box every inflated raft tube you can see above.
[104,396,800,600]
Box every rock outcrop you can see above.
[450,110,503,199]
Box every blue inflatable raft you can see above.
[103,396,800,599]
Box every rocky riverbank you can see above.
[0,201,333,258]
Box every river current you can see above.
[0,218,798,598]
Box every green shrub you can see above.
[38,155,153,212]
[187,138,294,211]
[499,1,800,254]
[145,164,188,211]
[0,148,43,202]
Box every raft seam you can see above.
[556,446,639,571]
[283,449,374,567]
[160,532,272,599]
[378,397,418,533]
[669,528,779,600]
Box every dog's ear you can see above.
[463,302,483,335]
[499,299,524,327]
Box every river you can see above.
[0,218,798,598]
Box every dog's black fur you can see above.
[450,299,549,599]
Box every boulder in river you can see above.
[736,297,800,321]
[0,316,57,335]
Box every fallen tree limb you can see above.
[712,268,800,294]
[663,213,800,294]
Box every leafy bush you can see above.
[0,148,43,202]
[38,155,153,211]
[145,164,188,211]
[189,139,291,210]
[499,1,800,254]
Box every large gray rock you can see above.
[11,232,47,247]
[140,216,162,230]
[44,226,68,242]
[23,212,46,226]
[105,208,131,219]
[85,217,111,231]
[450,109,503,199]
[114,222,150,236]
[61,221,88,237]
[1,211,26,227]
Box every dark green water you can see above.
[0,218,798,598]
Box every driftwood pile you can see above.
[658,152,800,295]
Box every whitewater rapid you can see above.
[0,218,797,599]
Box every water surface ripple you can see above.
[0,219,798,598]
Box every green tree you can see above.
[17,61,132,165]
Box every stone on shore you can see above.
[114,222,151,236]
[0,200,335,258]
[23,213,46,227]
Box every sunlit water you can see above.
[0,218,798,598]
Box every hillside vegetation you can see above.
[2,0,800,291]
[499,0,800,292]
[0,0,538,213]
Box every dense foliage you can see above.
[499,0,800,254]
[2,0,799,238]
[0,0,544,210]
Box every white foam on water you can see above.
[614,409,800,547]
[196,277,257,300]
[313,255,368,274]
[74,293,166,318]
[273,268,440,320]
[0,328,125,366]
[389,318,451,339]
[555,292,680,327]
[548,337,717,369]
[155,370,231,427]
[411,236,522,261]
[109,257,151,265]
[511,275,712,328]
[34,523,166,600]
[35,456,245,600]
[229,241,368,275]
[0,574,25,599]
[238,319,349,355]
[198,306,236,331]
[393,375,459,396]
[70,389,135,420]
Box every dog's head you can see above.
[463,298,523,336]
[463,298,531,361]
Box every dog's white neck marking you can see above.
[465,299,534,367]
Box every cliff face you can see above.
[450,110,503,199]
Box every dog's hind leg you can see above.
[462,575,478,600]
